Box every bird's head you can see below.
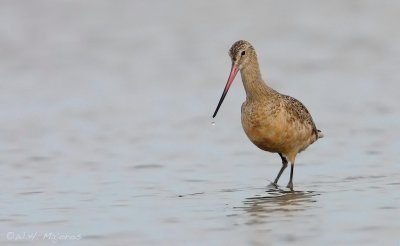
[228,40,255,70]
[212,40,255,118]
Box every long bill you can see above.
[212,64,239,118]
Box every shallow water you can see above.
[0,1,400,245]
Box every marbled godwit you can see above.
[213,40,323,190]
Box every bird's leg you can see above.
[286,162,294,190]
[272,153,288,186]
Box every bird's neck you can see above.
[240,56,270,100]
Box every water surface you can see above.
[0,1,399,245]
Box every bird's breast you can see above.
[241,101,313,154]
[241,101,285,152]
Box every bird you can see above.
[212,40,323,190]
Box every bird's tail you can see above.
[317,129,324,139]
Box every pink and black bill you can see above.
[212,64,239,118]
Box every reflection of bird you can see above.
[243,189,318,215]
[213,40,323,190]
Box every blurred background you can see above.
[0,1,399,245]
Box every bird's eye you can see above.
[241,51,246,56]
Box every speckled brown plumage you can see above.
[229,40,253,60]
[215,40,323,190]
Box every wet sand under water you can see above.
[0,1,400,245]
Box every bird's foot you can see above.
[268,182,279,189]
[286,182,294,191]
